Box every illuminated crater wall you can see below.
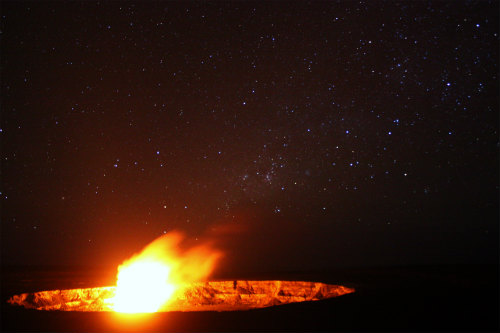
[8,280,354,312]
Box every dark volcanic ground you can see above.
[1,265,498,332]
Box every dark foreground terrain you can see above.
[1,264,498,332]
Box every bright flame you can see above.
[112,261,175,313]
[109,231,222,313]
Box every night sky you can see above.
[1,1,498,273]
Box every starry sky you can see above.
[1,1,498,272]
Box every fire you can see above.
[8,281,355,312]
[112,261,175,313]
[6,231,357,313]
[108,231,222,313]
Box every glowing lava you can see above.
[6,232,356,313]
[112,260,175,313]
[8,281,355,312]
[107,232,222,313]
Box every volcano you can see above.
[7,233,354,313]
[8,280,354,312]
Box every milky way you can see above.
[1,1,498,270]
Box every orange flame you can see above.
[108,231,222,313]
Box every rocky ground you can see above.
[1,264,498,332]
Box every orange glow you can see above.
[107,232,222,313]
[6,232,356,313]
[112,261,175,313]
[8,281,355,312]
